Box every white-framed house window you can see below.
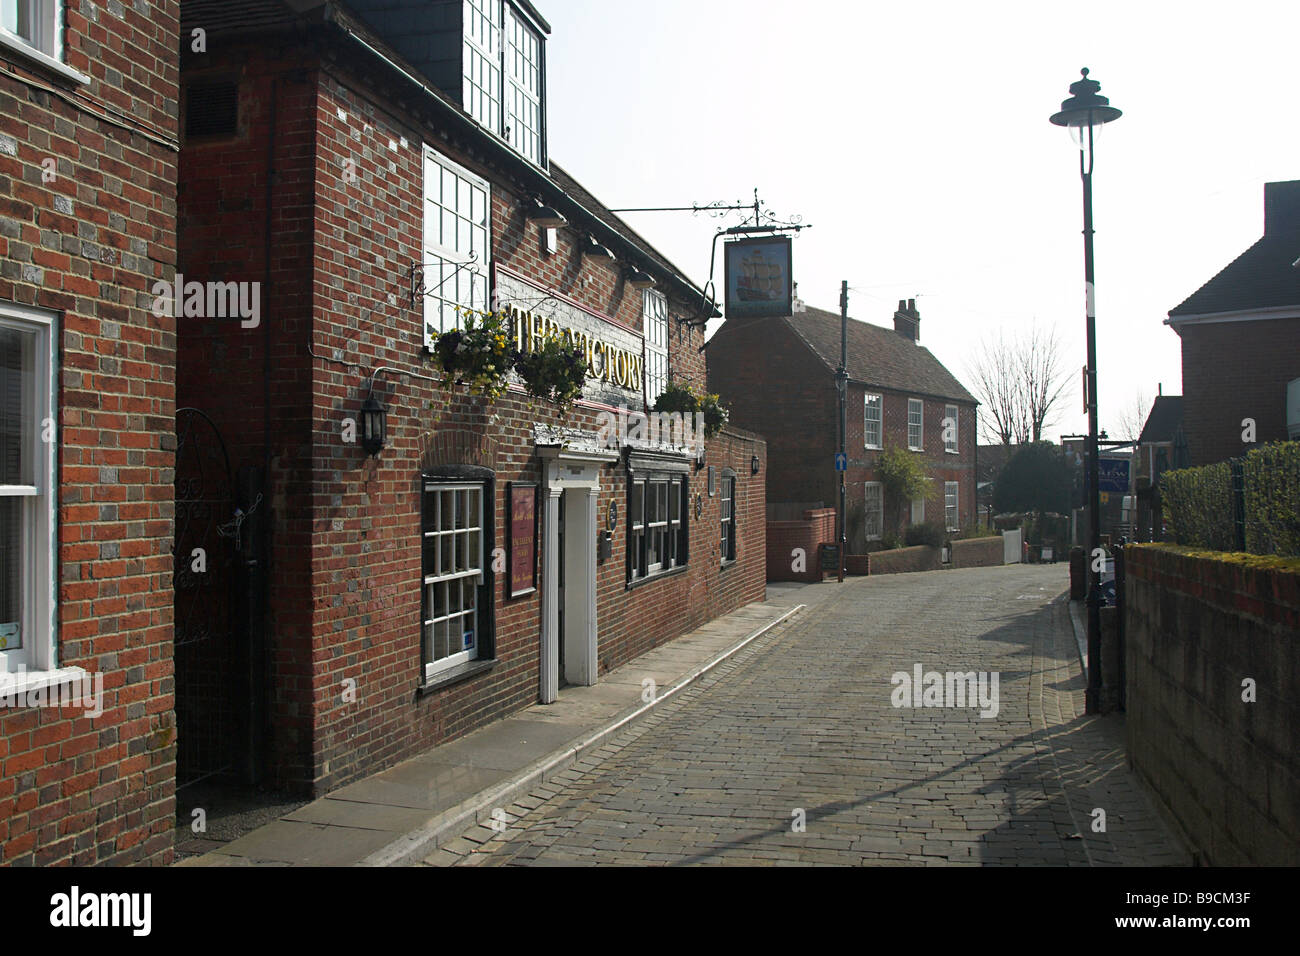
[644,289,668,408]
[0,300,57,683]
[422,147,491,351]
[629,475,686,580]
[462,0,501,139]
[863,393,882,449]
[1,0,62,61]
[421,481,487,680]
[907,398,923,451]
[944,404,959,454]
[911,494,924,526]
[863,482,883,541]
[945,481,959,532]
[720,473,736,564]
[462,0,546,167]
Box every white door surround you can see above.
[537,440,617,704]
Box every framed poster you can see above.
[507,482,538,599]
[724,236,793,319]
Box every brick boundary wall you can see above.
[950,536,1002,569]
[1124,545,1300,865]
[766,508,835,582]
[866,546,941,575]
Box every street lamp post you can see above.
[1050,68,1122,715]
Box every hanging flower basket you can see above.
[431,309,512,401]
[512,333,589,411]
[653,382,730,438]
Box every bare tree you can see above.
[966,324,1068,447]
[1111,388,1151,443]
[1019,324,1068,442]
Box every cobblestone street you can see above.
[424,565,1189,866]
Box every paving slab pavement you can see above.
[175,587,817,867]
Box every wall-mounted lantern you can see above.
[751,454,760,475]
[360,394,387,458]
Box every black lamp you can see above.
[527,198,568,230]
[582,236,615,262]
[360,393,387,458]
[751,454,760,475]
[625,266,655,291]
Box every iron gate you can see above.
[173,407,240,790]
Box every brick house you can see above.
[708,298,978,553]
[1,1,179,864]
[173,0,766,798]
[1167,180,1300,466]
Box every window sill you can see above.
[908,446,924,453]
[0,665,91,701]
[720,558,738,571]
[417,658,497,696]
[0,33,91,86]
[626,563,689,592]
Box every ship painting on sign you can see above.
[736,246,785,303]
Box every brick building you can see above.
[1167,180,1300,466]
[708,298,978,553]
[1,1,179,864]
[173,0,766,799]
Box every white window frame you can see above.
[863,482,883,541]
[462,0,501,143]
[644,289,668,408]
[907,398,924,451]
[462,0,546,168]
[911,494,924,526]
[863,393,882,449]
[720,474,736,564]
[503,2,543,166]
[421,481,486,681]
[945,481,959,532]
[422,146,491,351]
[944,404,959,454]
[0,0,62,61]
[0,300,60,688]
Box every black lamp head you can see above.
[1049,68,1123,129]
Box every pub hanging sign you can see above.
[724,236,793,319]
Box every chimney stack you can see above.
[1264,180,1300,237]
[893,299,920,343]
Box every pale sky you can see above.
[542,0,1300,442]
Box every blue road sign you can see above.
[1096,458,1130,493]
[834,452,847,472]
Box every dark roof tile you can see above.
[783,306,978,404]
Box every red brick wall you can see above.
[175,46,766,795]
[866,546,942,575]
[1177,316,1300,466]
[707,318,977,531]
[1125,545,1300,864]
[847,384,977,536]
[766,507,835,582]
[0,0,179,865]
[950,536,1003,568]
[707,316,837,505]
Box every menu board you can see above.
[508,483,537,599]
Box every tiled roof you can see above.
[1138,395,1184,444]
[548,163,709,314]
[784,306,978,404]
[1169,181,1300,318]
[181,0,308,36]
